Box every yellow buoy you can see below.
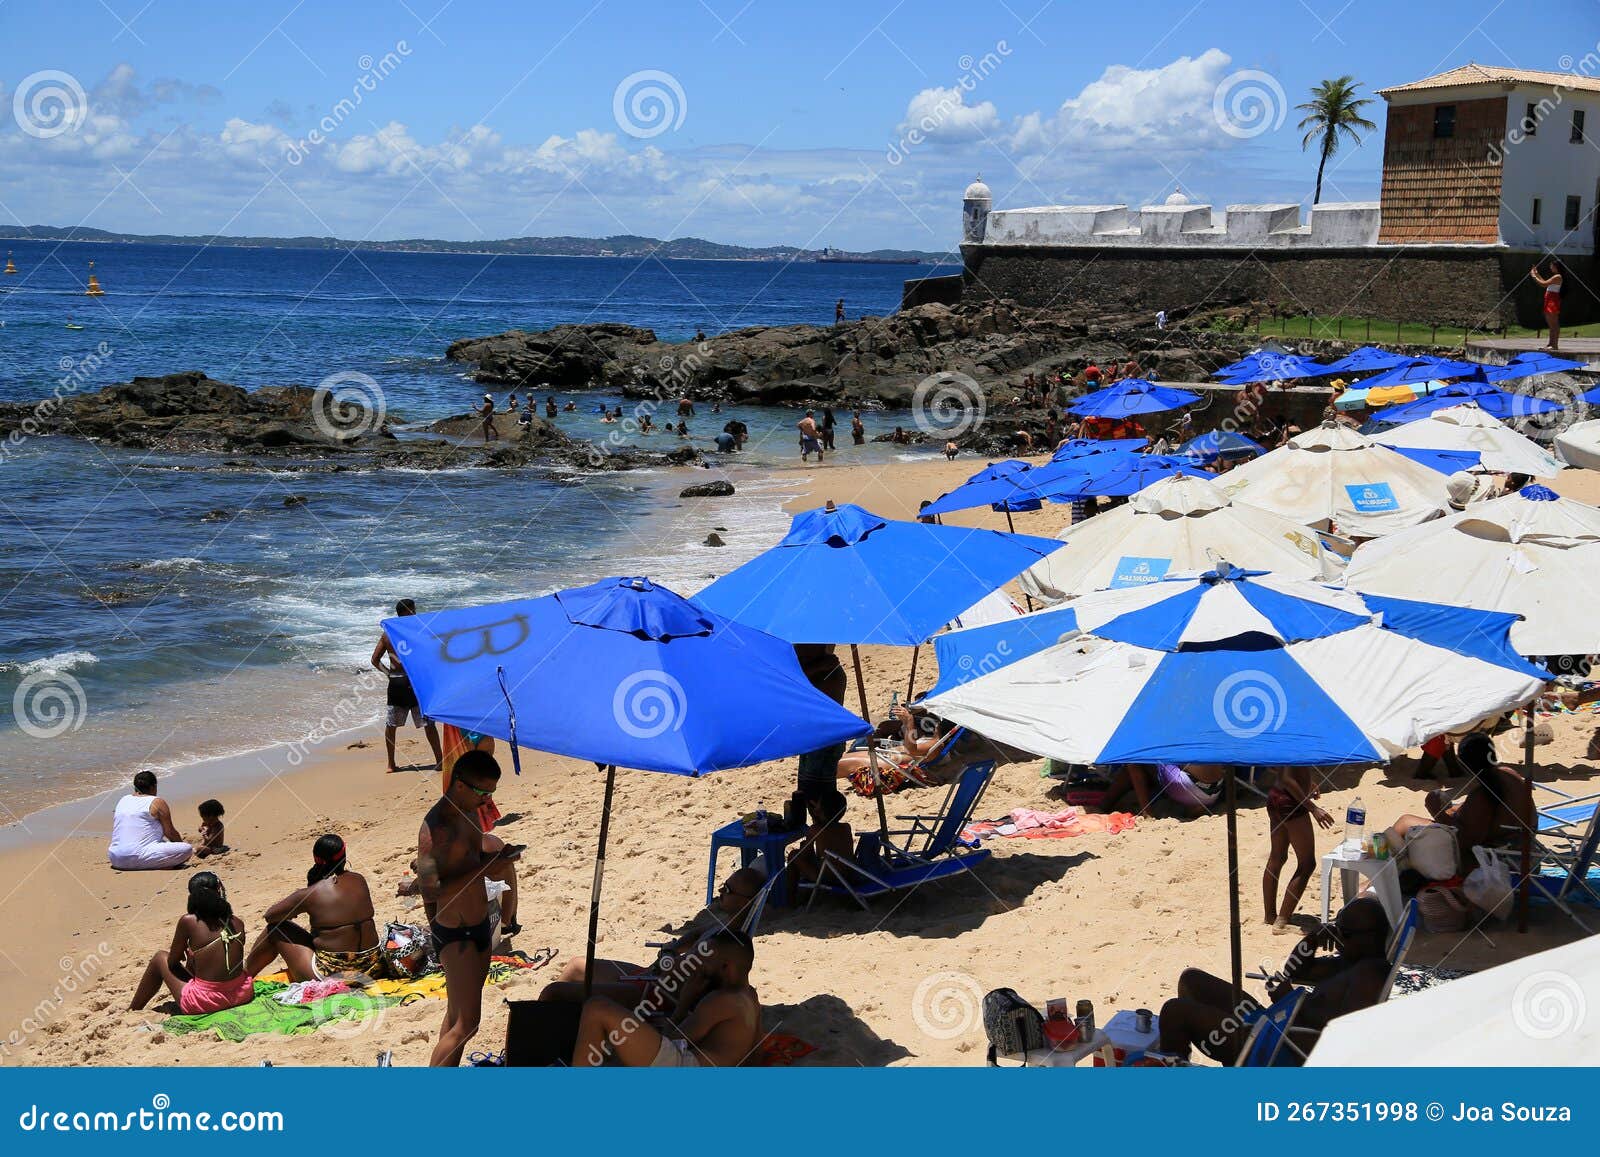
[3,252,15,275]
[84,260,104,296]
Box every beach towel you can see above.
[963,806,1137,840]
[163,981,404,1042]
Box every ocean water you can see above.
[0,240,957,821]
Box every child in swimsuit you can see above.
[1264,767,1334,934]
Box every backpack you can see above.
[983,987,1046,1065]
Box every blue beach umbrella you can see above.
[1320,347,1417,375]
[1387,445,1483,476]
[1354,357,1486,390]
[1050,436,1149,461]
[1218,354,1329,384]
[1376,381,1565,425]
[1481,351,1588,382]
[1068,378,1201,418]
[921,459,1042,521]
[1020,451,1212,501]
[922,564,1546,989]
[1176,430,1265,463]
[384,575,871,989]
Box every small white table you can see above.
[1319,845,1404,925]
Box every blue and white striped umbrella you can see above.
[922,564,1546,767]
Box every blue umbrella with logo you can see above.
[384,576,870,991]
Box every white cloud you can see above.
[898,85,1003,143]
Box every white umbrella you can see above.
[1020,474,1342,603]
[1373,403,1565,477]
[1307,934,1600,1065]
[1555,418,1600,471]
[1217,421,1449,538]
[1344,484,1600,656]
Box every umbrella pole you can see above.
[583,762,618,1000]
[849,644,892,837]
[906,644,920,701]
[1004,509,1016,534]
[1226,766,1243,1002]
[1520,706,1535,933]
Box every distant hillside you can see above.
[0,225,954,265]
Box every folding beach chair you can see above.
[1236,988,1309,1067]
[1502,807,1600,930]
[802,761,996,910]
[1377,899,1419,1003]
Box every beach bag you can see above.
[1417,884,1470,933]
[1398,823,1458,881]
[982,988,1046,1065]
[383,921,433,977]
[1463,846,1514,921]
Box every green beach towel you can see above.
[163,980,403,1042]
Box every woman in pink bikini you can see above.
[1532,259,1564,350]
[130,871,254,1014]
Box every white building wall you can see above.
[1497,84,1600,253]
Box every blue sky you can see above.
[0,0,1590,248]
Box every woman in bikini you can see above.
[1264,766,1334,934]
[131,871,253,1013]
[1531,259,1564,350]
[835,704,955,794]
[244,834,393,981]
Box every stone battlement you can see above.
[977,198,1383,250]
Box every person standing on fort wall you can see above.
[1531,260,1564,351]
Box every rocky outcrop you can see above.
[679,480,735,497]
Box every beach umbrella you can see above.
[1068,378,1201,418]
[1375,381,1564,425]
[695,501,1064,824]
[1387,445,1483,476]
[383,575,871,991]
[1308,933,1600,1065]
[1555,418,1600,470]
[1320,347,1417,375]
[1218,354,1329,384]
[1215,421,1449,537]
[1353,357,1486,390]
[1372,403,1564,476]
[1021,451,1213,502]
[1019,474,1341,604]
[1050,436,1149,460]
[921,564,1545,991]
[1481,351,1588,382]
[1175,430,1265,463]
[921,459,1042,522]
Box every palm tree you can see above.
[1297,77,1377,204]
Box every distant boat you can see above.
[65,322,84,330]
[815,246,920,266]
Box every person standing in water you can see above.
[834,298,845,324]
[372,598,444,774]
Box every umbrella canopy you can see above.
[1022,452,1212,502]
[1050,436,1149,461]
[1376,381,1565,425]
[1354,357,1486,389]
[693,502,1064,646]
[1019,475,1341,603]
[1215,422,1449,537]
[1372,403,1565,476]
[924,565,1544,766]
[1218,354,1329,384]
[1308,933,1600,1065]
[921,459,1042,517]
[1344,485,1600,656]
[1555,417,1600,470]
[384,576,870,775]
[1481,350,1589,382]
[1068,379,1201,418]
[1175,430,1265,463]
[1320,347,1418,375]
[1387,445,1483,476]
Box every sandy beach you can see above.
[3,452,1596,1067]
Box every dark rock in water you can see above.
[282,494,309,507]
[200,508,231,521]
[680,480,735,498]
[703,533,726,547]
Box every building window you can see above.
[1433,105,1456,138]
[1524,102,1539,135]
[1532,198,1542,226]
[1567,195,1583,230]
[1574,109,1587,143]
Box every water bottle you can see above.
[1344,797,1366,853]
[889,690,900,719]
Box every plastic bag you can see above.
[1463,846,1514,920]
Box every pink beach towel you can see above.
[963,806,1137,841]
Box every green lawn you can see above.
[1229,314,1581,346]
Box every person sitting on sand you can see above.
[785,789,855,902]
[541,866,766,1000]
[372,598,445,774]
[195,798,228,859]
[131,871,253,1014]
[245,834,390,981]
[416,751,523,1067]
[571,930,762,1067]
[1101,763,1224,819]
[1385,732,1532,875]
[1150,897,1391,1065]
[107,770,192,871]
[1265,766,1334,934]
